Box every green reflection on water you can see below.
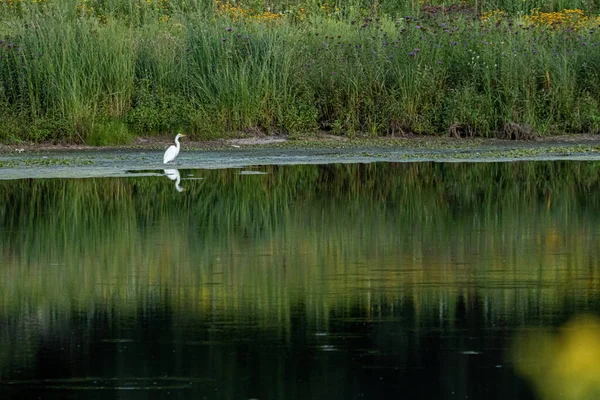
[2,162,600,316]
[1,161,600,382]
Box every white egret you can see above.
[164,169,185,192]
[163,134,186,164]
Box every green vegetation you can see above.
[1,0,600,143]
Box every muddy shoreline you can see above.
[1,134,600,180]
[1,133,600,153]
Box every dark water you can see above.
[1,162,600,400]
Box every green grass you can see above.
[1,0,600,143]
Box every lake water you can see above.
[1,161,600,399]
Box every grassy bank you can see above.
[0,0,600,143]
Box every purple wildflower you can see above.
[226,27,232,31]
[408,51,416,57]
[221,38,226,42]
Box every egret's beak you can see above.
[180,134,187,137]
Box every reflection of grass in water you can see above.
[0,161,600,377]
[0,161,600,329]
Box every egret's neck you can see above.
[174,137,181,149]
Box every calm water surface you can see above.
[1,161,600,399]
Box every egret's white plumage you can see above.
[164,169,185,192]
[163,134,186,164]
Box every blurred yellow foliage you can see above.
[512,315,600,400]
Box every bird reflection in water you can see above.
[164,169,185,192]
